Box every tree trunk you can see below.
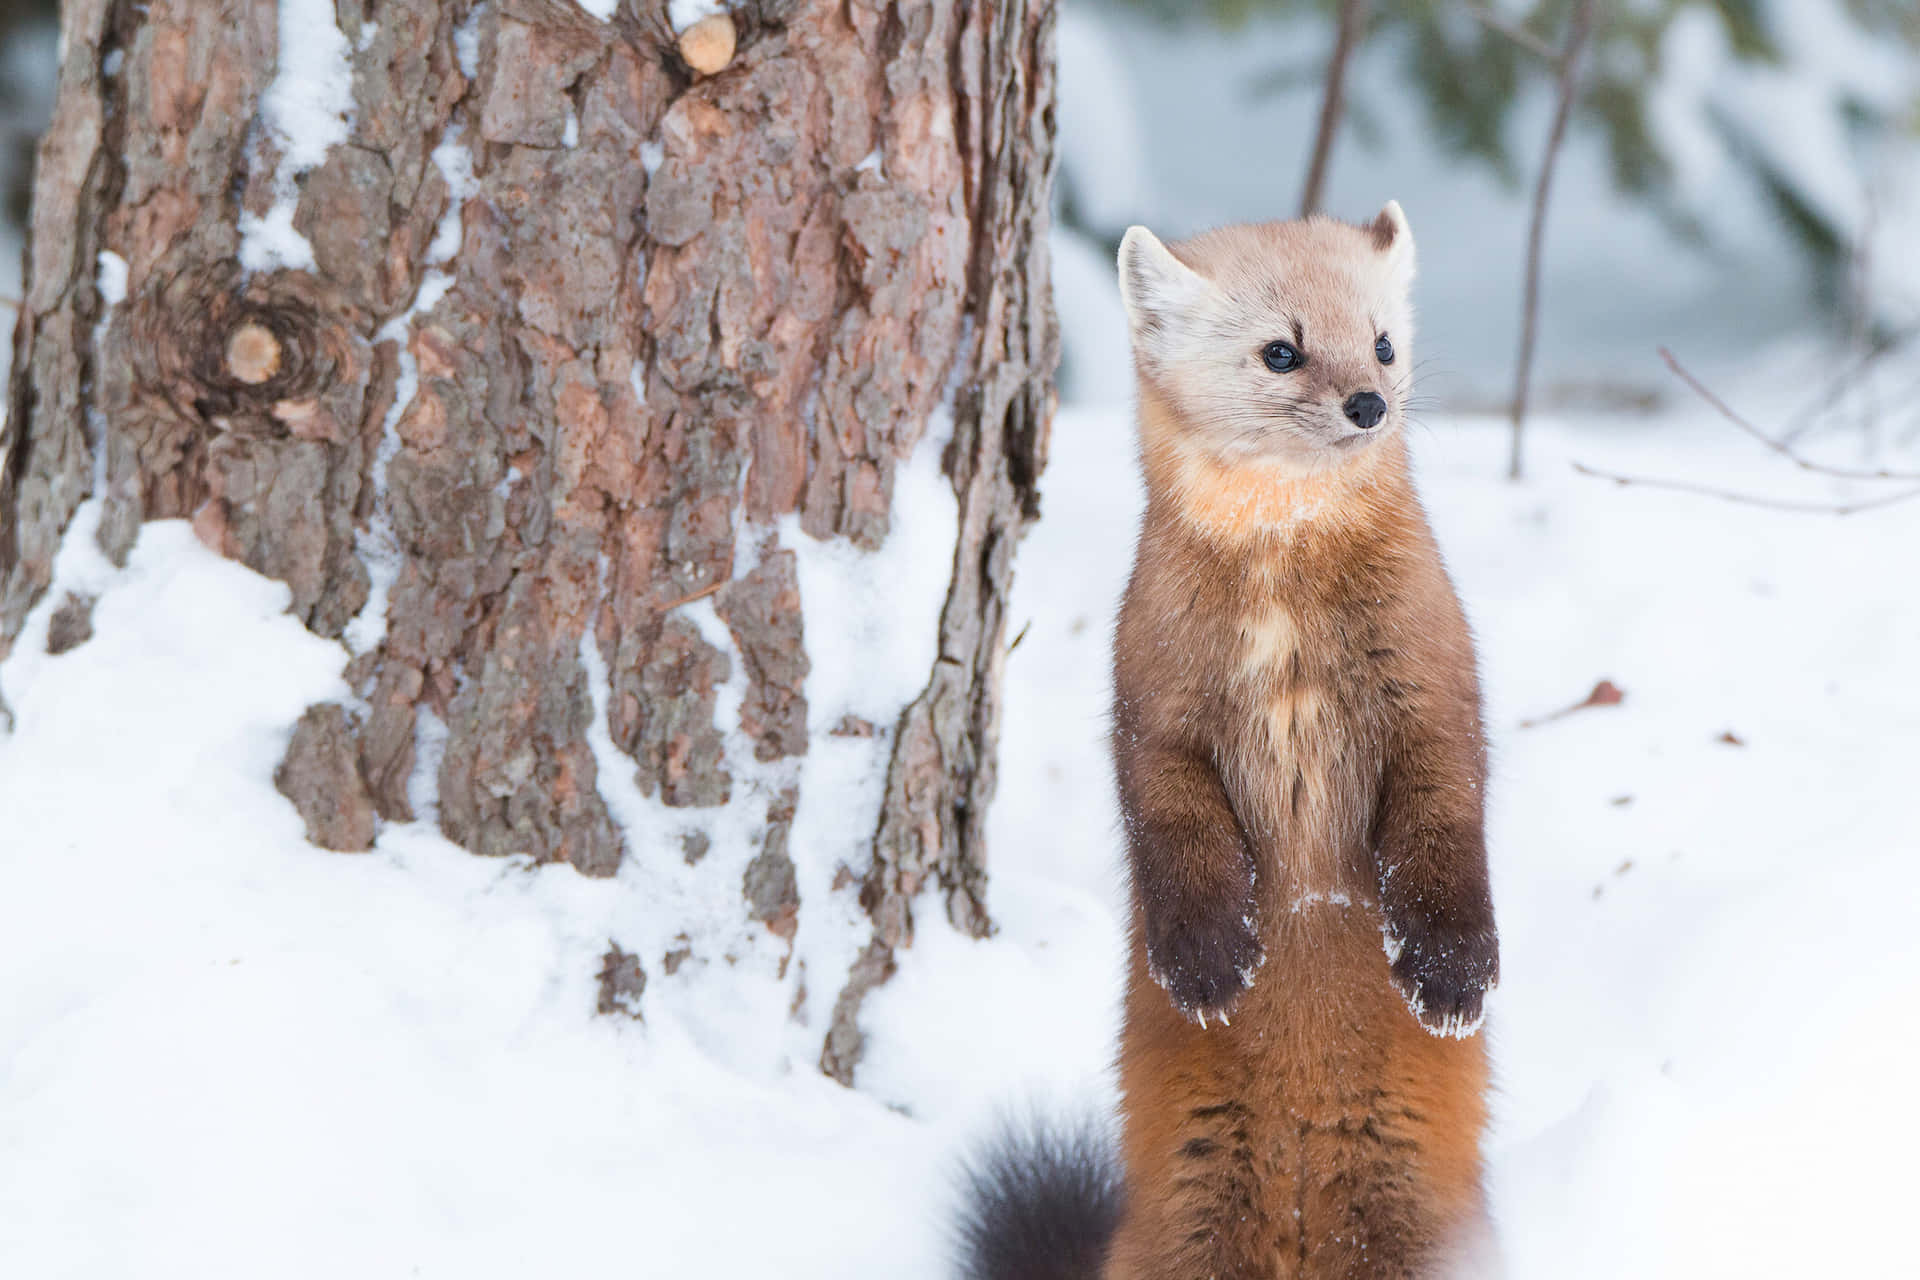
[0,0,1055,1085]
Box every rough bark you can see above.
[276,702,378,852]
[44,589,94,653]
[1,0,1054,1084]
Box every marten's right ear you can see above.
[1118,226,1209,364]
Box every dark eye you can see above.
[1375,335,1395,365]
[1262,341,1300,373]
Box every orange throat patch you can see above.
[1137,394,1409,543]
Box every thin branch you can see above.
[1463,3,1558,62]
[0,293,19,312]
[1571,461,1920,516]
[1299,0,1370,217]
[1846,192,1879,454]
[1660,347,1920,481]
[1781,322,1920,444]
[1507,0,1598,481]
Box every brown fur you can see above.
[1106,213,1498,1277]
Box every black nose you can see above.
[1344,392,1386,430]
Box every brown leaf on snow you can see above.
[1717,730,1745,746]
[1520,679,1627,728]
[1585,680,1626,707]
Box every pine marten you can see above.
[958,204,1500,1279]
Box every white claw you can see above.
[1218,1011,1231,1027]
[1196,1010,1208,1030]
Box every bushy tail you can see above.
[953,1115,1124,1280]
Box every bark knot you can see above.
[224,321,283,386]
[127,261,367,439]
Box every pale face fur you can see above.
[1118,204,1416,474]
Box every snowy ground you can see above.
[4,333,1917,1274]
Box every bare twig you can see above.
[1299,0,1370,217]
[0,293,20,312]
[1507,0,1598,481]
[1571,461,1920,516]
[1847,192,1879,452]
[1660,347,1920,481]
[1463,3,1558,61]
[1574,346,1920,515]
[1781,322,1920,445]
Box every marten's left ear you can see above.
[1370,200,1415,282]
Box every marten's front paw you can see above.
[1384,917,1498,1039]
[1145,896,1265,1028]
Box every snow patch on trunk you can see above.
[238,0,356,273]
[261,0,355,168]
[341,129,475,661]
[775,405,961,1048]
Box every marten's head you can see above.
[1118,205,1415,475]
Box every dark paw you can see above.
[1384,916,1498,1039]
[1145,897,1265,1027]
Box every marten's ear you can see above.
[1118,226,1210,363]
[1370,200,1416,282]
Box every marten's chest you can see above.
[1215,594,1384,886]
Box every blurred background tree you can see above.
[1094,0,1920,319]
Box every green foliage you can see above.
[1107,1,1787,195]
[1096,0,1920,297]
[1406,12,1529,183]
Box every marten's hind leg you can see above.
[1290,1022,1496,1278]
[1292,1115,1437,1277]
[1106,1077,1289,1280]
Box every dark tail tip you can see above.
[953,1113,1124,1280]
